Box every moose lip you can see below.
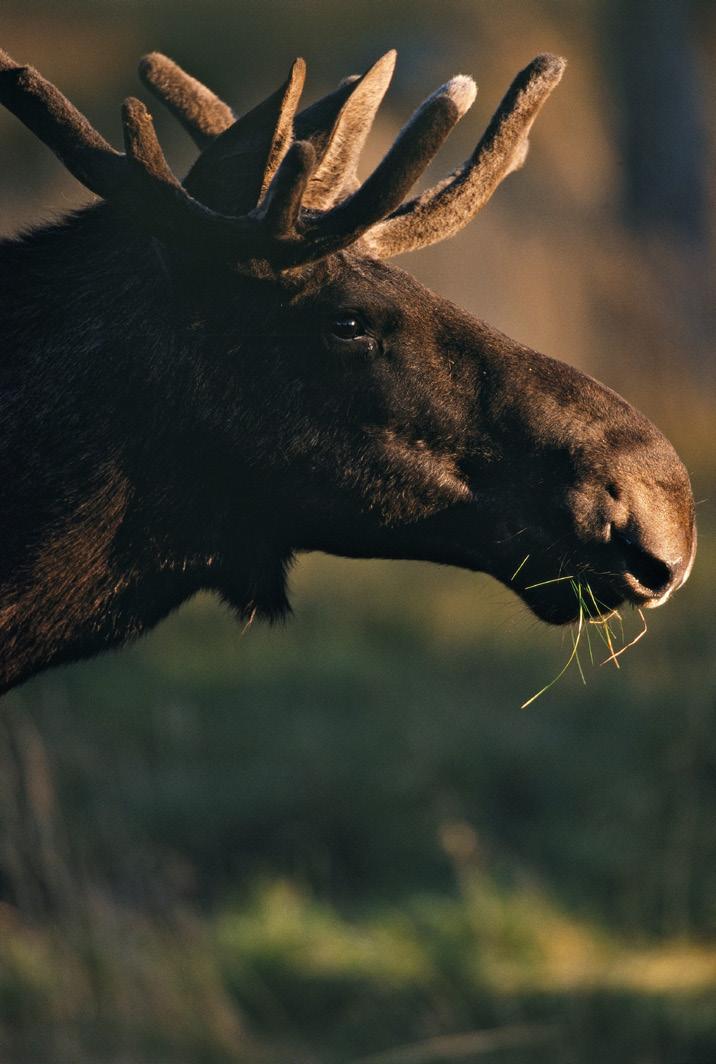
[621,572,671,608]
[521,580,625,626]
[519,567,676,626]
[499,522,696,625]
[404,506,648,625]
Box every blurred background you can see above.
[0,2,714,1062]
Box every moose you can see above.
[0,47,696,694]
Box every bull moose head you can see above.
[0,47,696,693]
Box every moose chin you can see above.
[0,46,695,693]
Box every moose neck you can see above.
[0,205,280,691]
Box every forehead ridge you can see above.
[305,250,442,313]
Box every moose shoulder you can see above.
[0,48,695,693]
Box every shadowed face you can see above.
[218,252,695,624]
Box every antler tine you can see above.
[293,75,359,151]
[121,95,325,262]
[0,48,125,199]
[182,58,306,215]
[303,74,476,255]
[301,50,396,210]
[258,58,306,199]
[120,96,216,241]
[259,140,316,238]
[121,96,298,256]
[122,97,182,188]
[139,52,235,148]
[360,54,566,259]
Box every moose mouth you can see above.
[495,522,696,626]
[519,570,640,626]
[378,501,696,628]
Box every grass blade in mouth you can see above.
[600,608,648,666]
[510,554,530,582]
[585,584,621,668]
[523,574,574,590]
[521,577,648,708]
[520,604,585,709]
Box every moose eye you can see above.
[330,315,366,341]
[322,311,379,355]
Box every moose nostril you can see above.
[612,528,674,595]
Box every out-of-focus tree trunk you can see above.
[601,0,713,390]
[612,0,708,247]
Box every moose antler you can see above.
[359,54,566,257]
[141,50,397,214]
[141,50,397,211]
[0,47,472,267]
[178,57,308,215]
[135,49,565,256]
[297,51,397,210]
[139,52,235,147]
[0,48,564,268]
